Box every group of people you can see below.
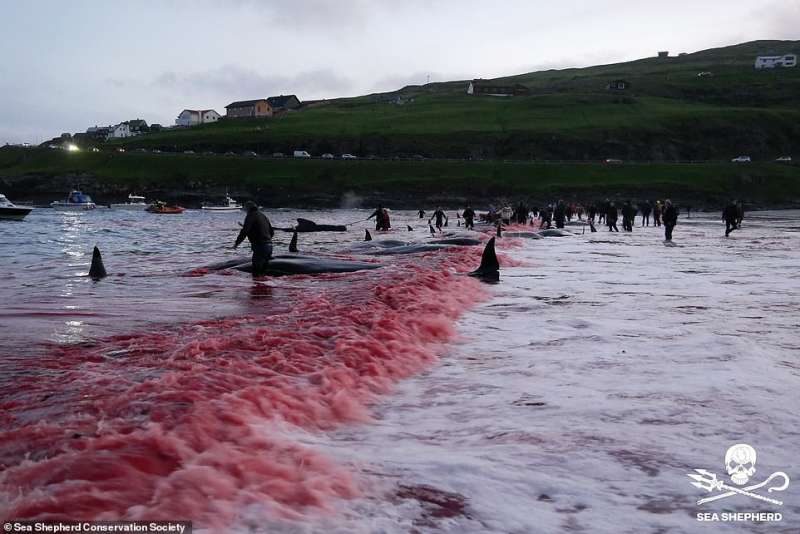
[232,198,747,277]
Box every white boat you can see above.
[51,191,96,211]
[0,194,33,220]
[201,194,243,212]
[110,194,147,209]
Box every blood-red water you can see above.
[0,242,494,527]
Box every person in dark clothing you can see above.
[653,201,663,227]
[663,199,678,241]
[640,201,652,227]
[621,200,636,231]
[234,201,274,277]
[587,204,597,223]
[429,207,448,230]
[368,205,391,231]
[598,199,609,224]
[554,200,567,229]
[723,200,739,236]
[606,202,619,232]
[462,205,476,230]
[418,209,425,219]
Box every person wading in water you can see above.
[233,201,274,277]
[429,207,449,231]
[462,205,476,230]
[663,199,678,242]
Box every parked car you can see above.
[775,156,792,162]
[321,153,334,159]
[731,156,751,163]
[697,71,713,77]
[90,147,101,152]
[116,148,125,153]
[412,154,425,161]
[293,150,311,159]
[224,151,235,156]
[152,149,161,154]
[271,152,284,158]
[603,158,623,165]
[183,150,195,155]
[202,151,214,156]
[134,148,147,153]
[243,151,258,157]
[341,153,357,160]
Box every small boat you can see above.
[201,194,243,212]
[51,191,96,211]
[110,194,147,209]
[0,194,33,220]
[146,201,185,214]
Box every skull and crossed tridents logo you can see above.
[688,444,790,506]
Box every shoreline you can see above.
[2,147,800,211]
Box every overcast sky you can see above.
[0,0,797,144]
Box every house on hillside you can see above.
[658,51,669,58]
[108,122,133,139]
[127,119,149,135]
[607,79,630,91]
[755,54,797,69]
[267,95,301,112]
[466,79,529,97]
[175,109,222,127]
[225,99,272,118]
[86,126,111,140]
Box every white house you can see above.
[108,122,133,139]
[755,54,797,69]
[175,109,221,127]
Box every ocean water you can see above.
[1,208,798,533]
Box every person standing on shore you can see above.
[233,201,274,277]
[418,209,425,219]
[606,202,619,232]
[663,199,678,241]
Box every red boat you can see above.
[146,201,185,214]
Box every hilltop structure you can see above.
[466,79,529,97]
[175,109,221,127]
[225,99,273,118]
[755,54,797,69]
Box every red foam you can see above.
[0,242,510,527]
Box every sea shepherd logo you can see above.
[689,444,790,523]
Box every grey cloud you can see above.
[153,65,356,101]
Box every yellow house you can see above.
[225,99,273,118]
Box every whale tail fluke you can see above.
[89,246,107,280]
[289,231,298,252]
[407,225,414,231]
[365,229,372,241]
[468,237,500,282]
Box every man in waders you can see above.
[234,201,274,277]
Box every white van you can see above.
[293,150,311,159]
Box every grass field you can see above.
[97,40,800,161]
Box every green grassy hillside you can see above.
[104,40,799,161]
[3,147,799,207]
